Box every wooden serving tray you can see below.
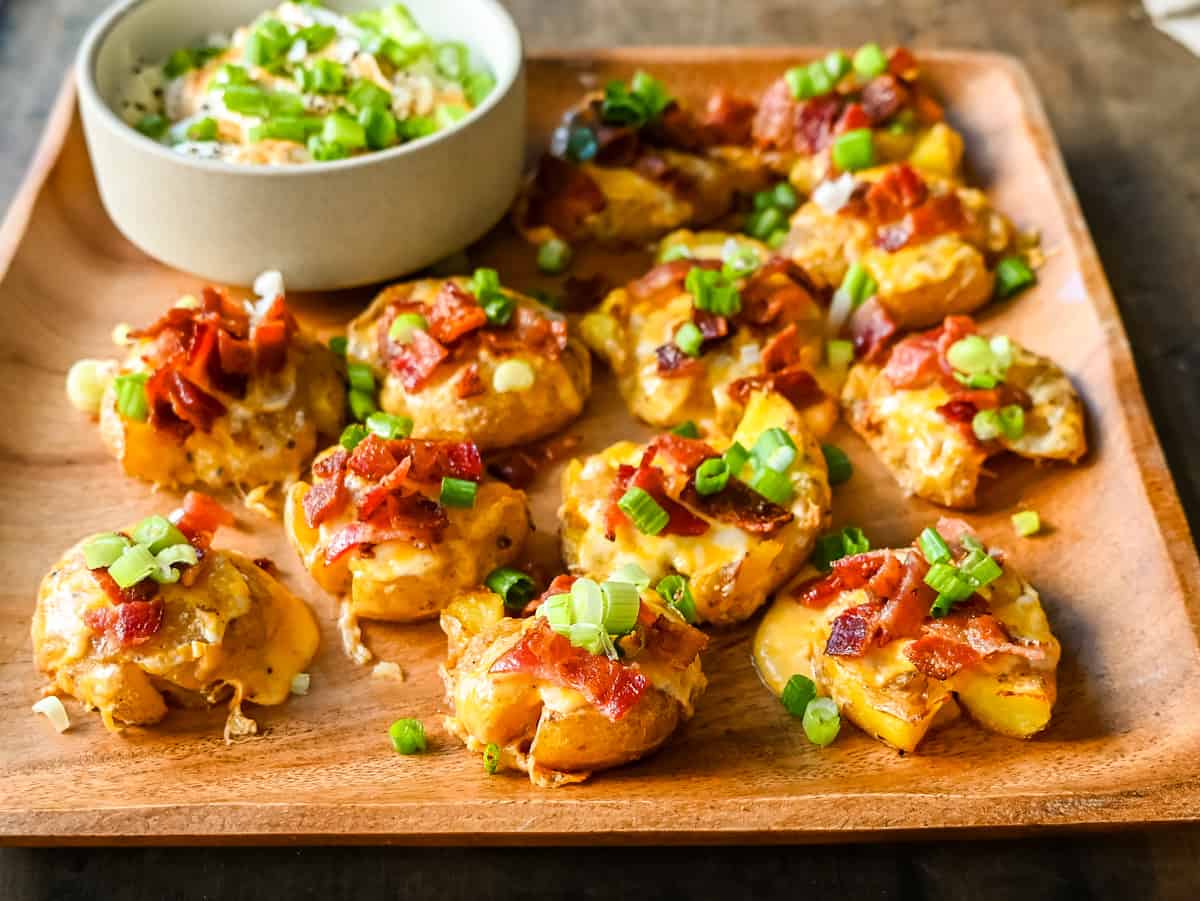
[2,50,1199,846]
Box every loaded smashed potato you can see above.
[32,492,318,738]
[581,230,837,436]
[343,272,591,450]
[67,274,343,498]
[754,519,1061,751]
[441,570,707,786]
[513,71,767,246]
[782,163,1018,338]
[285,432,530,638]
[841,315,1087,507]
[560,393,831,626]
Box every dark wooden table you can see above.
[2,0,1198,897]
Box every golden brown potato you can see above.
[754,519,1060,752]
[441,580,708,786]
[560,392,832,625]
[781,164,1014,331]
[841,316,1087,508]
[32,495,318,737]
[284,437,531,630]
[74,283,343,497]
[580,230,837,437]
[344,277,591,451]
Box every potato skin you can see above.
[841,339,1087,508]
[345,278,591,451]
[33,537,319,733]
[285,470,531,623]
[99,330,344,492]
[440,591,705,785]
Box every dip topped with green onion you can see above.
[119,2,495,165]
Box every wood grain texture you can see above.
[0,48,1198,847]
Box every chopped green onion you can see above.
[805,60,834,97]
[388,718,427,754]
[221,85,271,118]
[842,526,870,555]
[780,673,816,717]
[600,579,640,634]
[838,262,877,308]
[570,577,605,626]
[485,566,537,611]
[162,48,196,80]
[972,409,1001,441]
[802,697,841,746]
[214,64,251,86]
[186,117,218,142]
[348,389,377,422]
[113,372,149,421]
[151,543,198,583]
[824,50,852,81]
[747,467,794,506]
[994,256,1036,299]
[366,411,413,440]
[821,444,853,485]
[745,205,785,241]
[440,477,478,509]
[601,71,672,128]
[307,137,348,162]
[434,104,469,129]
[1012,510,1041,537]
[567,622,607,655]
[398,115,437,142]
[388,312,429,344]
[722,244,762,279]
[723,441,750,478]
[674,321,704,358]
[135,114,169,140]
[348,79,392,113]
[610,563,651,590]
[536,238,572,275]
[492,359,534,393]
[339,423,368,450]
[483,742,501,775]
[108,544,157,589]
[328,336,348,356]
[925,562,975,616]
[83,533,132,570]
[990,336,1014,371]
[772,182,800,213]
[685,267,741,316]
[295,59,346,95]
[295,23,337,53]
[464,69,496,106]
[695,457,731,496]
[322,111,367,150]
[434,41,469,80]
[540,592,573,632]
[767,229,788,250]
[358,106,399,150]
[346,362,375,393]
[659,243,691,263]
[813,526,871,570]
[656,574,697,624]
[131,515,188,554]
[753,428,798,473]
[832,128,875,172]
[617,487,669,536]
[483,295,514,327]
[470,267,501,297]
[248,116,322,144]
[853,42,888,79]
[918,527,952,564]
[960,551,1002,588]
[997,404,1025,441]
[670,420,700,439]
[946,335,993,375]
[784,66,813,100]
[243,17,292,68]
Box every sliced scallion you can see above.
[802,697,841,746]
[780,673,816,717]
[485,566,537,611]
[609,563,651,590]
[339,423,368,450]
[670,420,700,439]
[83,533,131,570]
[388,313,429,344]
[113,372,149,422]
[131,515,188,554]
[536,239,572,275]
[1012,510,1041,537]
[617,487,669,536]
[348,389,377,422]
[440,477,478,509]
[674,321,704,358]
[483,742,501,775]
[918,527,952,564]
[656,574,698,624]
[388,718,427,754]
[600,579,640,635]
[695,457,731,496]
[832,128,875,172]
[365,412,413,440]
[108,544,157,589]
[821,444,852,485]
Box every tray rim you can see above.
[2,48,1199,846]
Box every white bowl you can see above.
[76,0,525,290]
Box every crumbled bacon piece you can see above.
[739,259,823,328]
[848,297,899,363]
[145,367,226,438]
[647,433,718,476]
[882,315,974,390]
[866,164,928,222]
[641,613,709,669]
[347,435,399,480]
[888,47,919,81]
[797,96,844,153]
[83,598,164,648]
[489,619,651,721]
[702,90,757,145]
[834,102,871,135]
[90,567,158,607]
[860,75,910,124]
[904,602,1044,680]
[426,282,488,345]
[606,458,709,540]
[627,260,713,305]
[875,551,936,642]
[825,602,883,656]
[522,154,607,240]
[792,551,891,607]
[389,328,449,391]
[302,472,347,527]
[693,310,730,342]
[312,449,349,481]
[175,491,232,551]
[751,79,800,150]
[455,364,485,399]
[323,499,448,561]
[682,478,794,535]
[727,365,825,411]
[760,323,802,372]
[655,342,702,378]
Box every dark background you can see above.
[2,0,1198,897]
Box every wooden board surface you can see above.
[1,49,1198,845]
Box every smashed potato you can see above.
[441,579,707,786]
[754,519,1060,751]
[285,436,530,627]
[32,493,317,737]
[841,316,1087,508]
[580,231,837,437]
[560,392,832,625]
[344,276,590,451]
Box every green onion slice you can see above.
[569,577,605,626]
[108,544,157,589]
[540,592,572,632]
[748,465,794,506]
[838,262,877,308]
[339,423,368,450]
[328,335,348,356]
[346,362,376,393]
[753,428,798,474]
[994,256,1036,299]
[694,457,731,496]
[348,389,377,422]
[536,239,572,275]
[1012,510,1041,537]
[674,321,704,358]
[440,477,478,509]
[918,527,952,564]
[802,697,841,746]
[617,487,669,536]
[365,411,413,440]
[113,372,149,422]
[781,673,816,718]
[656,574,698,624]
[151,543,199,584]
[826,339,855,370]
[485,566,537,611]
[609,563,651,590]
[832,128,875,172]
[131,515,189,554]
[821,444,852,485]
[824,50,852,81]
[670,420,700,439]
[483,295,515,327]
[853,42,888,79]
[322,111,367,151]
[388,312,429,344]
[600,579,640,635]
[83,533,132,570]
[483,742,501,775]
[388,718,427,754]
[997,404,1025,441]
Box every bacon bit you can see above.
[834,102,871,135]
[403,439,484,482]
[324,498,448,561]
[751,78,799,150]
[90,567,158,606]
[848,297,899,363]
[860,75,910,124]
[693,309,730,342]
[793,551,892,607]
[389,328,449,391]
[882,315,974,389]
[682,478,794,535]
[522,154,607,241]
[760,323,802,372]
[825,602,883,656]
[904,602,1043,680]
[655,342,702,378]
[912,89,944,124]
[427,282,489,345]
[739,260,823,328]
[727,365,825,411]
[302,473,348,528]
[347,434,398,479]
[703,90,757,145]
[606,460,709,540]
[83,598,164,648]
[908,193,967,241]
[642,614,709,669]
[313,448,349,480]
[593,125,642,167]
[145,367,227,438]
[356,457,414,521]
[875,551,936,642]
[562,274,610,311]
[455,364,486,399]
[937,398,979,429]
[797,96,843,153]
[253,320,288,374]
[486,432,582,489]
[216,330,255,377]
[627,260,712,305]
[647,433,718,476]
[866,164,928,222]
[646,102,708,152]
[888,47,919,81]
[489,619,650,721]
[175,491,233,550]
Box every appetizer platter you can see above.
[1,17,1199,842]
